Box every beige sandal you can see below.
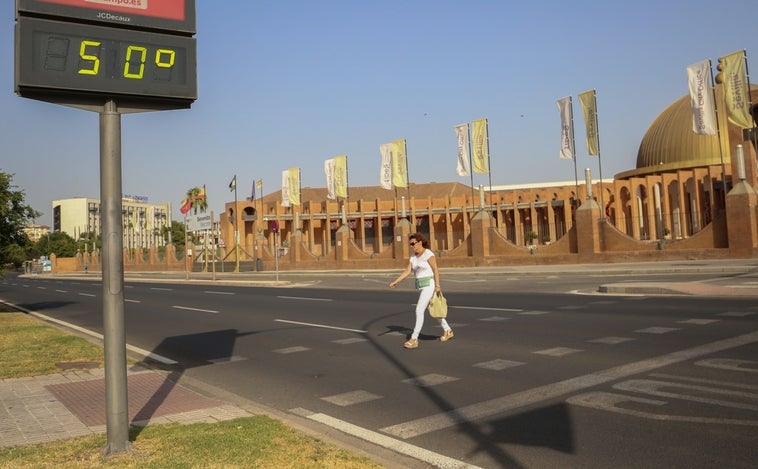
[403,338,419,349]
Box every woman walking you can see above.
[389,233,454,349]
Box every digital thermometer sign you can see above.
[15,0,196,109]
[16,17,196,102]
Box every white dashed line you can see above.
[172,305,219,314]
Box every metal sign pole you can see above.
[99,99,131,455]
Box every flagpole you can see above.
[258,179,264,263]
[184,213,189,280]
[404,139,411,202]
[708,59,728,206]
[467,123,475,209]
[568,97,579,209]
[741,50,756,182]
[345,156,350,220]
[233,176,240,272]
[592,91,605,216]
[485,118,493,210]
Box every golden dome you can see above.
[616,84,757,179]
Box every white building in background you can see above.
[23,223,50,242]
[52,197,171,250]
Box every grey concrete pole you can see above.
[99,100,131,455]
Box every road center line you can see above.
[172,305,219,314]
[277,295,333,301]
[381,329,758,439]
[151,287,173,291]
[275,319,366,334]
[205,291,235,295]
[78,293,95,297]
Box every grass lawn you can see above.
[0,309,382,468]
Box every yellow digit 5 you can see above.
[78,40,101,75]
[124,45,147,79]
[155,49,176,69]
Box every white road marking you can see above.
[292,408,483,469]
[322,390,382,406]
[274,346,310,354]
[380,329,758,439]
[125,299,141,303]
[151,287,173,291]
[695,358,758,373]
[567,392,758,426]
[78,293,95,297]
[614,379,758,411]
[534,347,583,357]
[402,374,459,387]
[275,319,366,334]
[205,291,235,295]
[277,295,333,301]
[172,305,219,314]
[649,372,758,391]
[55,289,68,293]
[589,336,635,345]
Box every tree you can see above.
[184,186,207,215]
[33,231,78,258]
[169,220,186,250]
[0,172,40,268]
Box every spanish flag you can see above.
[180,198,191,215]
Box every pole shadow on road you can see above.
[368,312,576,467]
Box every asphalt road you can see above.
[2,271,757,468]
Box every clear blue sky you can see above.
[2,0,755,226]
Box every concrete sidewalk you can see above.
[0,365,251,448]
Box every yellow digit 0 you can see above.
[124,46,147,79]
[78,40,101,75]
[155,49,176,69]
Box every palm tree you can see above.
[185,186,208,214]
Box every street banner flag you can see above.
[325,157,336,199]
[288,167,301,206]
[229,175,237,191]
[718,50,752,128]
[333,155,348,199]
[578,90,600,155]
[251,180,255,201]
[686,60,717,135]
[454,123,471,176]
[392,139,408,188]
[471,118,489,174]
[180,198,191,215]
[281,170,291,207]
[556,96,575,160]
[325,155,348,200]
[255,179,263,201]
[379,143,393,190]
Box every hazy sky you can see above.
[2,0,755,226]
